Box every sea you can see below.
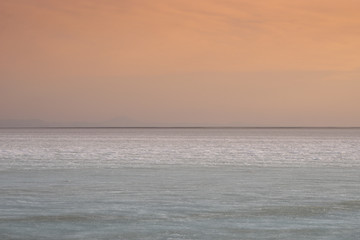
[0,128,360,240]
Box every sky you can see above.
[1,0,360,126]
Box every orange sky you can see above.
[1,0,360,126]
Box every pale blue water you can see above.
[1,128,360,239]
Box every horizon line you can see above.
[1,126,360,129]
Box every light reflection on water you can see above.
[1,128,360,169]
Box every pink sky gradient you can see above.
[1,0,360,126]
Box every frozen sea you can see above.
[0,128,360,239]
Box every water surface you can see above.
[1,128,359,239]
